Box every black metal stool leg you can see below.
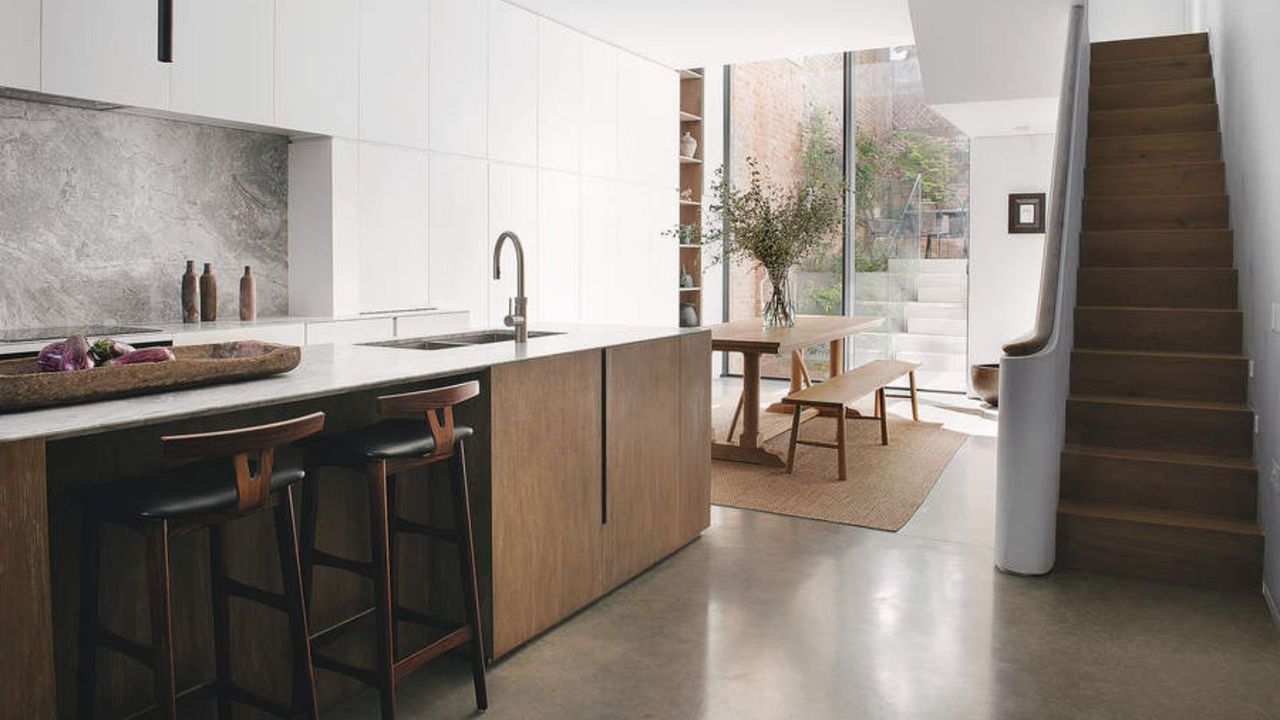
[144,521,178,720]
[77,511,101,720]
[450,441,488,711]
[367,460,398,720]
[387,472,400,659]
[209,523,233,720]
[275,487,321,719]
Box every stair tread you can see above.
[1086,159,1223,170]
[1089,77,1213,92]
[1069,393,1249,411]
[1062,442,1255,471]
[1077,305,1239,313]
[1084,191,1227,200]
[1071,347,1245,360]
[1089,102,1217,116]
[1058,499,1261,536]
[1091,53,1211,69]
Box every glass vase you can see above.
[760,273,797,329]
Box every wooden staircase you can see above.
[1058,32,1263,588]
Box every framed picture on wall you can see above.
[1008,193,1046,234]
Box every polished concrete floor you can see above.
[329,387,1280,720]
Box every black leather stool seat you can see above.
[306,420,473,464]
[85,448,306,521]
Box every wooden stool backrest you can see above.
[376,381,480,457]
[162,412,327,512]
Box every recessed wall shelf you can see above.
[679,200,700,207]
[677,66,705,328]
[679,111,701,122]
[679,68,702,80]
[679,156,701,165]
[679,286,702,292]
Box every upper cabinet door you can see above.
[428,153,489,321]
[487,0,537,165]
[618,55,677,187]
[275,0,359,137]
[170,0,275,126]
[429,0,487,157]
[357,144,431,313]
[359,0,429,148]
[537,19,582,173]
[580,38,618,179]
[0,0,40,91]
[42,0,170,108]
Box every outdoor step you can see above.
[1076,267,1237,308]
[910,369,966,394]
[1056,499,1262,587]
[1087,132,1220,166]
[915,273,968,288]
[1074,306,1241,353]
[894,350,969,372]
[1080,229,1232,267]
[1071,348,1247,403]
[1083,194,1228,231]
[1061,444,1257,519]
[893,333,966,355]
[1090,77,1214,111]
[1090,53,1213,86]
[1091,33,1209,63]
[917,286,967,303]
[905,317,967,336]
[1089,104,1218,137]
[887,258,969,274]
[1065,394,1253,457]
[1085,162,1224,197]
[905,302,966,320]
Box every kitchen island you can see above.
[0,324,712,718]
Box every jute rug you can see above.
[711,411,966,531]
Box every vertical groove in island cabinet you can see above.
[603,337,682,590]
[490,350,603,658]
[0,438,56,717]
[679,331,713,540]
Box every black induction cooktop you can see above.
[0,325,165,343]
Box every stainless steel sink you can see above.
[362,329,564,351]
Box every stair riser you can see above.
[1080,230,1232,267]
[1091,54,1213,86]
[1083,196,1228,231]
[1056,512,1262,587]
[1086,163,1225,197]
[905,318,966,336]
[1061,451,1257,518]
[1092,34,1209,63]
[1090,79,1214,111]
[1090,105,1217,137]
[1071,352,1247,403]
[1077,269,1237,308]
[1076,307,1241,354]
[1087,133,1220,166]
[1066,399,1253,457]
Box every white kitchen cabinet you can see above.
[357,143,431,314]
[429,0,487,157]
[618,54,677,187]
[306,317,395,345]
[394,311,470,338]
[579,177,620,323]
[0,0,40,91]
[360,0,429,148]
[41,0,170,108]
[580,38,618,179]
[428,153,489,323]
[487,0,537,166]
[275,0,359,137]
[537,19,583,173]
[488,163,538,326]
[614,186,654,325]
[170,0,274,126]
[171,323,308,347]
[537,169,581,322]
[646,185,679,326]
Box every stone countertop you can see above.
[0,323,707,443]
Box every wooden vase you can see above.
[239,266,256,321]
[181,260,199,323]
[199,263,217,321]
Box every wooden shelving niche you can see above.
[678,67,705,327]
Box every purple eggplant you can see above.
[106,347,176,366]
[61,335,95,371]
[89,338,136,364]
[37,341,66,372]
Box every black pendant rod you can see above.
[158,0,173,63]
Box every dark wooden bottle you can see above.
[199,263,217,321]
[181,260,199,323]
[239,266,256,321]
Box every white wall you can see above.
[1189,0,1280,620]
[1089,0,1187,42]
[968,134,1055,369]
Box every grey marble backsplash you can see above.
[0,96,288,329]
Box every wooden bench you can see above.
[781,359,921,482]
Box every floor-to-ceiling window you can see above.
[724,47,970,391]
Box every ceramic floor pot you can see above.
[970,363,999,406]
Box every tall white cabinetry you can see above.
[170,0,275,125]
[42,0,170,108]
[275,0,360,137]
[0,0,40,91]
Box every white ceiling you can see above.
[507,0,916,68]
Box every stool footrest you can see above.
[312,650,382,688]
[392,517,457,542]
[794,439,840,450]
[222,679,299,719]
[306,548,374,578]
[225,577,290,613]
[96,626,154,666]
[118,680,220,720]
[396,605,459,630]
[393,626,472,681]
[311,606,376,648]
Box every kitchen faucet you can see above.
[492,231,528,343]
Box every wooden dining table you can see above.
[710,314,885,467]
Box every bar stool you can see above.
[298,381,486,719]
[77,412,326,720]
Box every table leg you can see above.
[766,350,809,414]
[828,338,844,378]
[712,352,786,467]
